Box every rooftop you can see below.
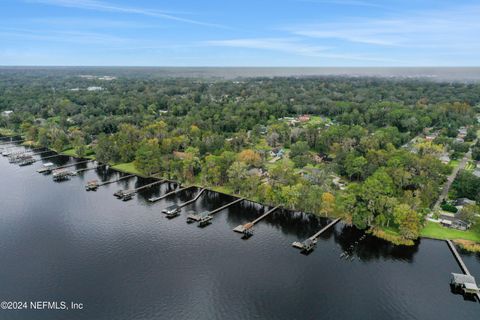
[451,273,478,288]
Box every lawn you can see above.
[448,159,459,169]
[307,116,326,125]
[420,221,480,242]
[464,161,476,171]
[111,162,146,177]
[0,128,15,136]
[60,148,95,159]
[61,148,78,157]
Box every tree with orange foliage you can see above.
[320,192,336,217]
[238,149,262,167]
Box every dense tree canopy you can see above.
[2,68,479,244]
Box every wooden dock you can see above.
[308,218,341,240]
[446,240,480,302]
[29,150,52,156]
[53,160,94,170]
[209,198,244,215]
[186,197,244,226]
[148,186,193,202]
[98,174,135,187]
[114,180,166,200]
[23,147,44,153]
[74,165,105,174]
[133,180,165,193]
[36,154,63,161]
[177,188,206,208]
[233,206,280,234]
[292,218,341,251]
[0,139,24,145]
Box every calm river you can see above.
[0,143,479,320]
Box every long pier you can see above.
[309,218,341,240]
[133,180,165,193]
[186,197,244,225]
[446,240,480,302]
[233,206,280,234]
[24,147,44,153]
[0,139,24,145]
[210,198,244,215]
[114,180,167,200]
[148,186,193,202]
[29,150,53,156]
[292,218,341,251]
[75,165,104,174]
[98,174,135,187]
[177,188,206,208]
[52,160,94,170]
[35,154,64,161]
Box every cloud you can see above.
[204,38,398,63]
[27,0,226,28]
[29,17,160,29]
[288,4,480,49]
[205,38,330,57]
[296,0,384,8]
[0,27,132,45]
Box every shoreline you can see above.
[4,137,480,251]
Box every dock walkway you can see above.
[447,240,480,302]
[29,150,52,156]
[75,165,104,174]
[98,174,135,187]
[148,186,192,202]
[35,154,63,161]
[133,180,165,193]
[233,206,280,234]
[210,198,244,215]
[177,188,206,208]
[53,160,94,170]
[0,139,24,145]
[292,218,341,250]
[309,218,341,240]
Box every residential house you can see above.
[438,153,451,164]
[270,148,285,158]
[458,127,468,137]
[439,212,471,231]
[455,198,476,206]
[87,86,103,91]
[331,175,346,190]
[297,114,311,122]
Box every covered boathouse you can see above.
[451,273,480,295]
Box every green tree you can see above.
[227,161,249,194]
[394,204,421,240]
[135,138,162,175]
[344,153,368,180]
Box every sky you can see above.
[1,0,480,66]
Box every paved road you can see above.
[433,140,477,211]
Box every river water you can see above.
[0,143,479,320]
